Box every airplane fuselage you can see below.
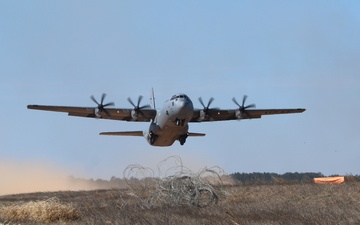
[145,94,194,146]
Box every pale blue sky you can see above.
[1,1,359,179]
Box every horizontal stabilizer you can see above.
[188,132,206,137]
[100,131,143,136]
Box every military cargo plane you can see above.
[27,90,305,146]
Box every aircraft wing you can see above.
[190,108,306,122]
[27,105,157,122]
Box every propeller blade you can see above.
[128,95,150,119]
[91,93,114,118]
[198,97,215,110]
[103,102,115,107]
[139,105,150,110]
[198,97,217,120]
[91,95,99,105]
[127,97,136,108]
[245,104,256,109]
[198,97,205,108]
[137,95,143,107]
[233,95,256,119]
[242,95,247,107]
[101,93,106,105]
[232,97,240,108]
[207,97,214,108]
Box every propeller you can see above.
[198,97,217,120]
[91,93,114,117]
[232,95,256,119]
[128,95,150,119]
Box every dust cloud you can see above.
[0,160,102,196]
[0,157,233,196]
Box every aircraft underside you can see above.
[147,121,189,146]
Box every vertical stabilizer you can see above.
[150,88,156,109]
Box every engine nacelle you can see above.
[199,110,207,121]
[131,109,138,120]
[94,108,102,118]
[235,109,242,119]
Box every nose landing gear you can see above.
[149,132,158,145]
[176,118,185,126]
[179,133,188,145]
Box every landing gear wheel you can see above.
[180,139,186,145]
[149,132,158,145]
[179,134,188,145]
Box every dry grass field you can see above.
[1,182,360,224]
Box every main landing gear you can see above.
[149,132,158,145]
[176,118,185,126]
[179,134,188,145]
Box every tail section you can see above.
[100,131,144,136]
[150,88,156,109]
[188,132,206,137]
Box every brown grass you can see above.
[0,197,79,223]
[1,183,360,224]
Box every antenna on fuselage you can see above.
[150,88,156,109]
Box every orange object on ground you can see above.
[314,176,344,184]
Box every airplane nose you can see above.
[178,99,186,107]
[178,99,193,113]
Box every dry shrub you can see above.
[345,175,360,182]
[0,197,79,223]
[1,183,360,224]
[123,157,226,208]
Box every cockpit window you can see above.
[170,94,189,101]
[181,95,189,100]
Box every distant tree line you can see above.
[65,173,360,188]
[230,172,360,184]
